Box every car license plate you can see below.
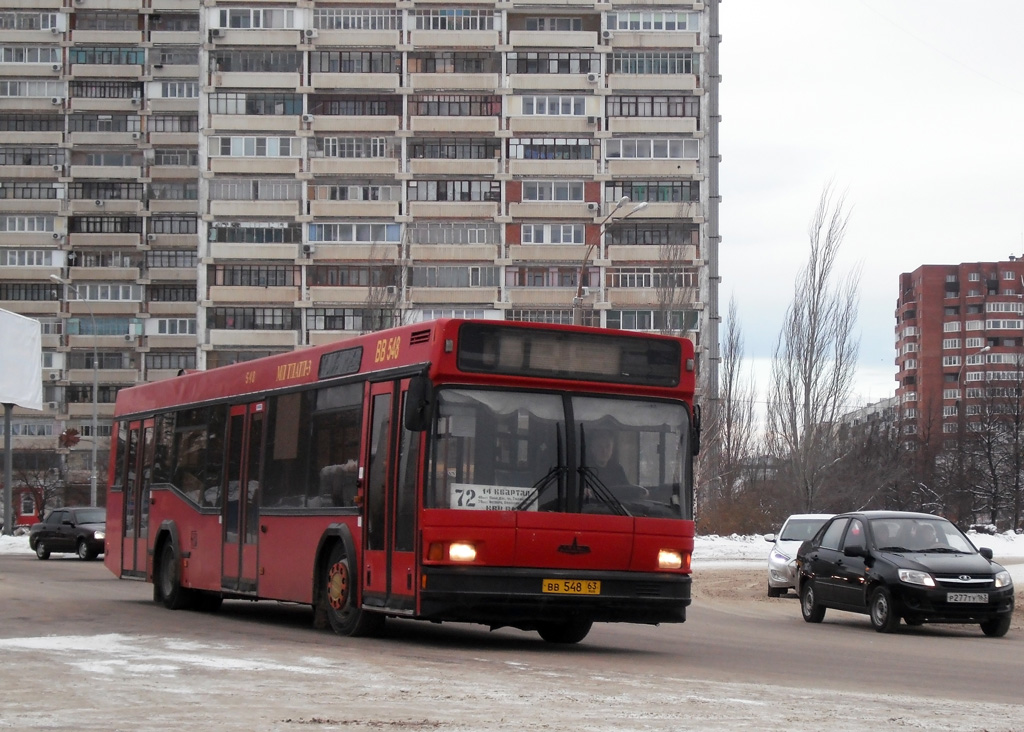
[947,592,987,603]
[542,579,600,595]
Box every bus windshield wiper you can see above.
[514,427,565,511]
[578,467,631,516]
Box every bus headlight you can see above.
[658,549,684,570]
[448,542,477,562]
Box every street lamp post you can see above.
[50,274,98,506]
[571,197,649,326]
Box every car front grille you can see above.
[934,574,994,590]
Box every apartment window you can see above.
[607,95,699,119]
[0,114,63,132]
[968,272,980,281]
[606,11,699,31]
[210,92,302,115]
[1,249,55,266]
[407,180,501,202]
[413,266,498,288]
[308,222,401,243]
[207,179,298,201]
[308,265,398,287]
[411,9,495,31]
[508,138,597,160]
[520,96,586,116]
[152,15,199,32]
[68,250,136,268]
[904,408,918,419]
[606,180,699,203]
[211,50,302,73]
[63,282,143,302]
[900,342,919,354]
[942,356,961,367]
[209,221,302,243]
[408,137,499,160]
[407,221,499,244]
[408,95,501,116]
[605,222,698,246]
[521,224,584,244]
[942,423,958,433]
[521,180,585,201]
[506,52,601,74]
[1,420,55,437]
[0,12,59,31]
[986,319,1023,330]
[420,308,487,320]
[150,114,199,132]
[316,136,391,158]
[212,136,298,157]
[309,183,399,202]
[217,8,297,29]
[987,301,1024,313]
[153,148,198,166]
[155,318,196,335]
[606,309,697,331]
[903,359,917,369]
[0,283,57,301]
[610,52,697,75]
[606,267,695,288]
[965,337,984,348]
[506,309,581,326]
[310,95,401,116]
[941,338,960,349]
[146,352,197,370]
[69,182,145,200]
[942,405,958,417]
[75,12,136,30]
[311,51,401,73]
[505,266,580,288]
[942,321,961,332]
[524,17,582,31]
[147,249,198,268]
[1004,271,1016,280]
[943,306,960,316]
[0,215,54,232]
[606,138,698,160]
[207,308,301,331]
[210,265,299,287]
[68,113,141,133]
[407,52,499,73]
[313,8,402,31]
[901,326,919,337]
[964,320,984,330]
[155,47,199,65]
[69,47,144,65]
[70,216,142,234]
[0,182,57,200]
[149,285,197,302]
[967,304,983,314]
[0,80,65,99]
[158,81,199,99]
[1,46,61,64]
[306,308,398,332]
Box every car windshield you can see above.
[779,518,829,542]
[870,517,975,553]
[76,509,106,524]
[424,387,692,519]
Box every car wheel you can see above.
[323,542,384,637]
[35,541,50,560]
[800,580,825,623]
[869,587,901,633]
[537,619,593,644]
[767,583,785,598]
[156,541,195,610]
[76,539,96,561]
[980,614,1011,638]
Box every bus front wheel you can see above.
[156,541,195,610]
[323,543,384,637]
[537,618,593,644]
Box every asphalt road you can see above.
[1,555,1022,731]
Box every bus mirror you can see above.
[405,375,434,432]
[691,404,702,456]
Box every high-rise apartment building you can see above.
[895,259,1024,449]
[0,0,719,510]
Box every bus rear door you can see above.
[221,402,265,594]
[362,380,419,614]
[120,419,153,578]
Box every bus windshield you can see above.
[425,388,692,519]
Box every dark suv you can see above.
[797,511,1014,636]
[29,507,106,561]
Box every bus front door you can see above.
[221,402,265,594]
[121,419,153,578]
[362,380,419,614]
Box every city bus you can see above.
[104,319,700,644]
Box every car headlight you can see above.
[94,530,105,540]
[898,568,936,587]
[770,549,791,564]
[994,571,1012,588]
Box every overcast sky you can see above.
[718,1,1024,413]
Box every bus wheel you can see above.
[537,619,593,644]
[324,543,384,637]
[156,541,195,611]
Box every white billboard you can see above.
[0,309,43,410]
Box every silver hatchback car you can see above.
[765,514,832,597]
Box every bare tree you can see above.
[767,185,861,512]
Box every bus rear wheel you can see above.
[324,543,384,637]
[537,618,593,644]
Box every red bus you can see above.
[104,319,700,643]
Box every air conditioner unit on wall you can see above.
[48,373,59,381]
[301,114,314,123]
[131,132,141,139]
[586,73,599,83]
[586,116,598,125]
[587,202,599,211]
[304,28,318,38]
[602,30,613,40]
[146,233,156,241]
[95,199,104,206]
[302,244,315,254]
[52,64,61,72]
[51,97,63,105]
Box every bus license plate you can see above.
[947,592,987,603]
[542,579,600,595]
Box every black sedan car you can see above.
[28,506,106,561]
[796,511,1014,636]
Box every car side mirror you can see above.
[763,534,776,543]
[843,544,866,559]
[979,547,994,560]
